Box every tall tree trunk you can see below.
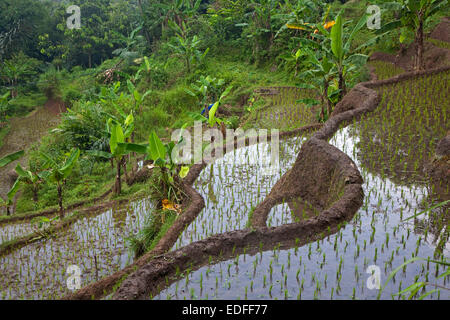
[186,54,191,73]
[57,182,64,219]
[415,12,424,70]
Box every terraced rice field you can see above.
[0,198,152,299]
[253,87,317,130]
[153,71,449,300]
[173,134,310,250]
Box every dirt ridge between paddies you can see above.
[111,65,449,300]
[0,194,127,258]
[0,187,112,226]
[0,160,156,255]
[0,153,156,226]
[64,122,323,300]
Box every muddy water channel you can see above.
[155,74,449,300]
[173,134,310,250]
[0,198,152,299]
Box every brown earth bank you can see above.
[430,17,450,43]
[113,209,355,300]
[64,164,206,300]
[109,87,372,299]
[426,131,450,202]
[66,19,450,299]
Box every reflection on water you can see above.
[154,122,449,300]
[173,135,310,250]
[0,198,153,299]
[0,220,35,245]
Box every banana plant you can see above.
[207,85,233,128]
[87,114,135,195]
[6,166,45,215]
[167,20,209,73]
[378,0,448,70]
[278,0,327,37]
[0,91,10,123]
[0,150,24,215]
[9,163,47,205]
[127,79,152,114]
[0,150,24,168]
[278,48,305,77]
[123,129,190,202]
[297,13,373,101]
[184,75,225,110]
[328,14,370,98]
[297,48,337,122]
[40,148,80,219]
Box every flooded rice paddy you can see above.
[154,73,449,300]
[254,87,316,130]
[0,220,35,245]
[1,72,448,300]
[173,134,310,250]
[0,198,153,299]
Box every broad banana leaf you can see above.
[110,123,125,155]
[0,150,24,168]
[208,101,220,127]
[86,150,113,159]
[59,148,80,180]
[179,166,190,179]
[148,131,166,162]
[331,15,343,61]
[120,143,148,155]
[7,178,21,201]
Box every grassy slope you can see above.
[11,53,295,216]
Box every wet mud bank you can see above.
[66,123,323,299]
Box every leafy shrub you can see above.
[37,67,66,99]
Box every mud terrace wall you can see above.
[427,131,450,202]
[66,123,323,300]
[69,65,450,300]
